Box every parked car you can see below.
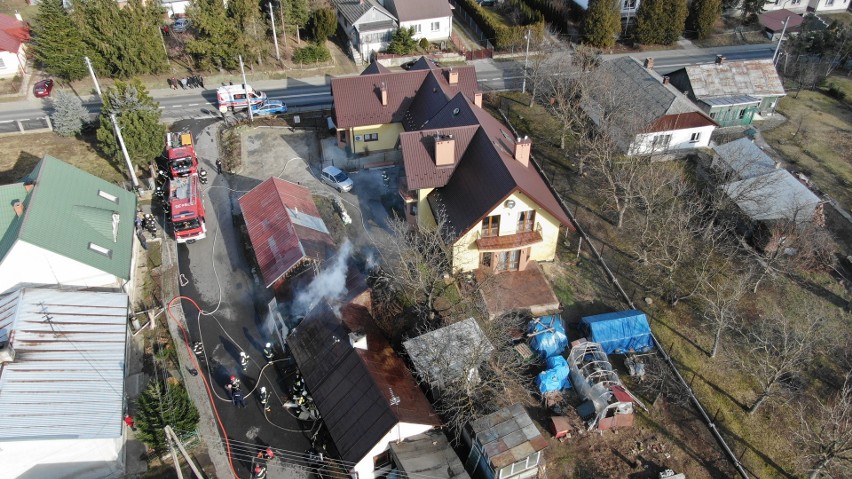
[33,79,54,98]
[173,18,190,32]
[251,100,288,116]
[401,60,417,70]
[320,166,354,193]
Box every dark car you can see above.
[34,79,54,98]
[401,60,417,70]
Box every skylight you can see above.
[98,190,119,203]
[88,243,113,258]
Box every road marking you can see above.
[188,103,199,106]
[172,104,183,108]
[280,92,330,99]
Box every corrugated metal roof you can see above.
[0,156,136,280]
[384,0,452,22]
[759,9,804,32]
[390,430,471,479]
[0,287,128,440]
[0,13,29,54]
[334,0,394,25]
[238,178,335,288]
[683,59,786,99]
[403,317,493,385]
[470,404,548,469]
[646,112,716,133]
[723,169,822,223]
[712,138,778,180]
[701,95,761,107]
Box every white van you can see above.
[216,84,267,113]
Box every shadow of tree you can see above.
[0,151,41,184]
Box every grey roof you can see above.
[0,287,128,441]
[384,0,452,22]
[334,0,395,26]
[469,404,548,469]
[723,169,822,223]
[682,60,786,99]
[712,138,778,180]
[701,95,761,107]
[360,20,396,31]
[403,317,493,386]
[390,430,471,479]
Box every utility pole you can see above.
[164,425,204,479]
[773,16,791,66]
[239,55,253,123]
[521,29,531,94]
[84,56,102,99]
[110,113,140,189]
[269,2,281,62]
[164,429,185,479]
[158,26,170,65]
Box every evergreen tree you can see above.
[228,0,268,65]
[387,27,418,55]
[288,0,310,44]
[186,0,243,70]
[51,90,91,137]
[687,0,721,40]
[97,79,165,171]
[308,7,337,42]
[740,0,765,24]
[30,0,88,81]
[135,381,199,452]
[583,0,621,48]
[636,0,686,45]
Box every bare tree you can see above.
[697,266,750,358]
[794,372,852,479]
[523,26,561,108]
[737,310,823,415]
[634,351,691,407]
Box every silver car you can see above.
[321,166,354,193]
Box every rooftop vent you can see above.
[349,330,367,350]
[12,201,23,217]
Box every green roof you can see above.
[0,156,137,280]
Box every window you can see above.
[364,133,378,142]
[373,451,391,469]
[518,210,536,232]
[0,58,6,70]
[496,250,521,272]
[709,112,717,119]
[623,0,637,8]
[826,0,834,4]
[413,24,421,33]
[651,134,672,151]
[88,242,112,258]
[481,215,500,237]
[98,190,119,203]
[738,109,747,119]
[480,252,492,268]
[431,21,440,31]
[689,132,701,143]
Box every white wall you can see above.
[399,16,453,42]
[0,49,22,78]
[162,0,190,17]
[0,241,121,294]
[2,436,124,479]
[573,0,642,16]
[761,0,809,12]
[628,125,715,156]
[352,422,435,479]
[810,0,850,12]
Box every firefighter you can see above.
[240,351,249,371]
[263,342,274,362]
[253,465,267,479]
[259,387,271,412]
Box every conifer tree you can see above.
[583,0,621,48]
[30,0,88,81]
[308,7,338,42]
[97,79,165,170]
[134,381,199,452]
[288,0,310,44]
[687,0,721,40]
[186,0,243,70]
[636,0,686,45]
[51,90,91,137]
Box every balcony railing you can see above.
[475,222,543,251]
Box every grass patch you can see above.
[313,195,349,245]
[140,241,162,309]
[0,129,125,184]
[0,74,22,95]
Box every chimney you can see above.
[24,180,34,192]
[0,342,15,364]
[349,331,367,350]
[643,57,654,69]
[513,136,532,168]
[447,68,458,85]
[662,76,670,85]
[14,11,22,22]
[380,82,388,106]
[12,201,23,217]
[435,134,455,167]
[474,92,483,108]
[715,55,725,65]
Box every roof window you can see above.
[88,242,113,258]
[98,190,119,203]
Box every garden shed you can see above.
[579,310,654,355]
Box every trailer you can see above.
[168,173,206,243]
[164,131,197,178]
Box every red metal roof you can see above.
[647,112,716,133]
[238,178,335,287]
[0,14,28,53]
[759,9,804,32]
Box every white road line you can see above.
[188,103,199,106]
[171,104,183,108]
[280,92,330,99]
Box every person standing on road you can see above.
[259,387,271,412]
[124,415,136,431]
[198,75,205,89]
[170,77,178,90]
[180,78,188,90]
[216,159,223,174]
[232,389,247,408]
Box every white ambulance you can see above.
[216,84,267,113]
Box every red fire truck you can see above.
[167,173,206,243]
[164,131,198,178]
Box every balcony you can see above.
[475,223,543,251]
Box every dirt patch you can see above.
[0,74,22,95]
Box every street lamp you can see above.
[521,29,531,94]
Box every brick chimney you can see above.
[435,134,455,167]
[13,201,23,217]
[662,76,670,85]
[379,82,388,106]
[715,55,725,65]
[474,92,482,108]
[447,68,458,85]
[513,136,531,168]
[644,57,654,69]
[24,180,34,192]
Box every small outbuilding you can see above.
[464,404,548,479]
[579,310,654,355]
[403,317,493,390]
[389,429,470,479]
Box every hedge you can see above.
[293,43,331,64]
[454,0,545,50]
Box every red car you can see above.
[34,79,54,98]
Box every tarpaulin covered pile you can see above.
[580,310,654,355]
[536,355,572,393]
[528,315,567,359]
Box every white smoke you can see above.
[291,240,353,317]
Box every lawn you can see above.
[0,130,125,185]
[762,76,852,212]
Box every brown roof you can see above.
[331,58,478,129]
[759,9,804,32]
[647,112,716,133]
[361,61,391,75]
[0,14,28,53]
[384,0,452,22]
[475,261,560,320]
[399,125,479,189]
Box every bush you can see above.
[419,37,430,49]
[293,43,331,64]
[826,83,847,101]
[453,0,544,50]
[388,27,419,54]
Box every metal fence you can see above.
[0,116,52,135]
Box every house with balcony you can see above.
[668,57,785,127]
[333,0,398,63]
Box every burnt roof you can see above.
[288,296,439,463]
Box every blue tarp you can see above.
[528,315,568,359]
[580,309,654,355]
[536,355,572,393]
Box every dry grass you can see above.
[0,130,125,185]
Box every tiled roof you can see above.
[361,61,391,75]
[399,125,479,189]
[0,156,136,281]
[238,178,335,287]
[0,287,128,441]
[470,403,548,469]
[384,0,452,22]
[0,14,28,53]
[288,294,439,463]
[682,59,786,99]
[646,112,716,133]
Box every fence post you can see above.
[16,120,24,133]
[44,115,53,131]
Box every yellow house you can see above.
[398,93,574,274]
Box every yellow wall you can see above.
[351,123,404,154]
[416,188,436,229]
[447,191,563,272]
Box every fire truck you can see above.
[164,131,198,177]
[167,173,206,243]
